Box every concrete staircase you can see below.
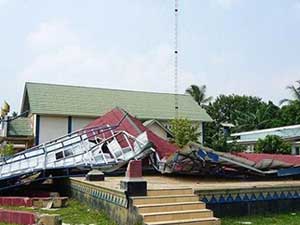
[132,188,220,225]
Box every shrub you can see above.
[0,143,15,157]
[255,135,291,154]
[170,118,200,148]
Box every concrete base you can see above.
[120,179,147,197]
[38,214,62,225]
[85,170,105,181]
[208,199,300,217]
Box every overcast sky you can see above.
[1,0,300,112]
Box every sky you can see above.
[1,0,300,112]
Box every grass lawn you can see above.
[2,199,300,225]
[222,212,300,225]
[0,199,116,225]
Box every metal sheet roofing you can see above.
[235,152,300,167]
[232,124,300,136]
[85,107,179,158]
[21,82,213,122]
[231,124,300,142]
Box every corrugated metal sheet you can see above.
[236,152,300,166]
[85,107,179,158]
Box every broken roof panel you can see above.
[85,107,179,158]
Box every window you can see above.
[296,147,300,155]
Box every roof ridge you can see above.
[25,82,191,97]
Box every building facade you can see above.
[12,82,212,149]
[229,124,300,154]
[0,117,34,151]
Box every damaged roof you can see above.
[85,107,179,158]
[21,82,213,122]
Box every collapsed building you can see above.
[2,107,300,192]
[2,82,300,192]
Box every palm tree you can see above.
[280,81,300,105]
[235,104,275,131]
[185,84,213,107]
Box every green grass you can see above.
[3,199,300,225]
[38,199,117,225]
[222,212,300,225]
[0,199,116,225]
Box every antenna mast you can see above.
[174,0,179,118]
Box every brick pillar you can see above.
[120,160,147,197]
[125,160,142,179]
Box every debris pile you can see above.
[1,107,300,192]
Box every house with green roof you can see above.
[17,82,212,147]
[0,117,34,151]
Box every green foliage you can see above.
[210,135,244,152]
[278,101,300,126]
[280,80,300,105]
[0,144,15,157]
[235,101,281,131]
[170,118,200,148]
[186,83,300,153]
[185,84,213,106]
[207,127,246,152]
[203,94,280,151]
[255,135,291,154]
[206,94,267,127]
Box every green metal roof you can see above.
[8,118,33,137]
[22,82,213,122]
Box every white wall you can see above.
[156,120,204,144]
[197,122,203,144]
[39,115,68,144]
[292,145,300,155]
[72,117,95,131]
[147,123,168,140]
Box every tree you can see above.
[255,135,291,154]
[235,102,281,131]
[204,95,281,150]
[170,118,200,148]
[278,101,300,126]
[206,94,266,127]
[209,132,246,152]
[280,80,300,105]
[185,84,213,107]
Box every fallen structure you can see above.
[0,112,154,191]
[85,108,300,178]
[1,107,300,191]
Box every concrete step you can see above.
[147,188,193,197]
[132,195,199,205]
[144,217,220,225]
[136,201,206,213]
[142,209,214,223]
